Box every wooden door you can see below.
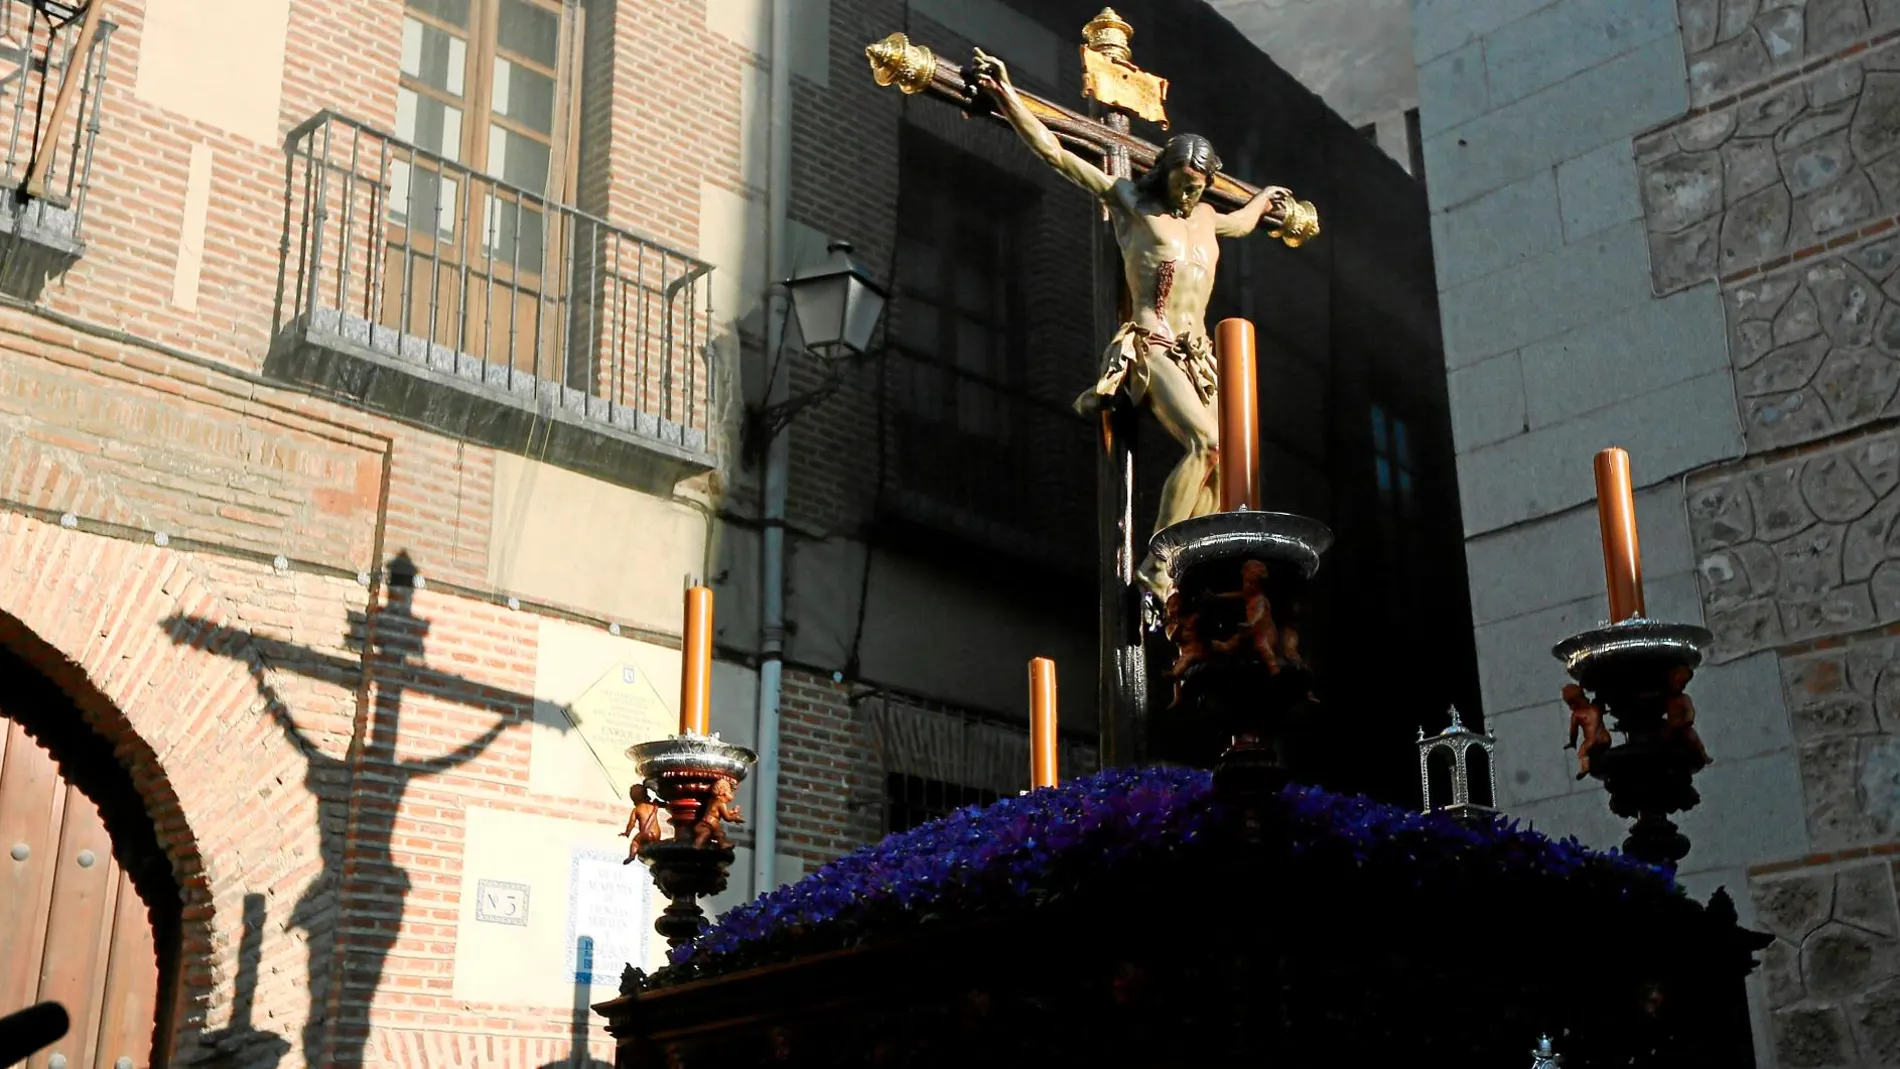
[0,716,159,1069]
[384,0,585,384]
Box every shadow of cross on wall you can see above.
[191,892,292,1067]
[160,551,611,1067]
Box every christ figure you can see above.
[974,49,1293,597]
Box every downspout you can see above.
[751,0,793,899]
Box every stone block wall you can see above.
[1642,37,1900,298]
[1751,858,1900,1064]
[1413,0,1900,1063]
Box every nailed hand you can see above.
[971,47,1011,93]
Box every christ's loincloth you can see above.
[1072,323,1218,415]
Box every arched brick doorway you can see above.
[0,642,180,1068]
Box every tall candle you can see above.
[1593,448,1646,622]
[1029,657,1058,789]
[680,586,713,735]
[1216,318,1261,512]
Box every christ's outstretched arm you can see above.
[972,48,1119,200]
[1215,183,1294,237]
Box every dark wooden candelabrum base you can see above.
[1551,619,1714,869]
[626,734,758,951]
[1150,511,1332,835]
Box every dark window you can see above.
[885,131,1051,541]
[1404,107,1426,188]
[1371,402,1415,514]
[1371,401,1418,617]
[884,773,999,835]
[891,142,1024,438]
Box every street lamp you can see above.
[788,240,888,360]
[745,239,890,459]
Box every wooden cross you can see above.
[865,11,1315,767]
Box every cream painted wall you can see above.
[465,615,776,1006]
[704,0,832,87]
[451,805,664,1005]
[135,0,291,145]
[488,454,708,630]
[696,182,833,334]
[529,615,761,810]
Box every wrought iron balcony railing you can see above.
[879,349,1095,573]
[271,111,717,493]
[0,0,111,298]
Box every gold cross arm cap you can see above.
[865,32,937,95]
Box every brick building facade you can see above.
[0,0,1465,1065]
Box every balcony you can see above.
[269,111,717,495]
[877,351,1095,577]
[0,0,112,300]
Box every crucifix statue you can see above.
[865,10,1319,765]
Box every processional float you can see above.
[593,11,1767,1068]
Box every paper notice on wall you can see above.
[566,847,653,985]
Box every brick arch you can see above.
[0,512,331,1062]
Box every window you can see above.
[1371,402,1415,516]
[884,773,998,836]
[885,132,1036,530]
[387,0,584,381]
[891,154,1023,439]
[1371,402,1419,617]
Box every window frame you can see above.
[392,0,582,256]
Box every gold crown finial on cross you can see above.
[1084,8,1135,64]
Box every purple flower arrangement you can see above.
[666,765,1681,977]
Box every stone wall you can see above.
[1410,0,1900,1063]
[1752,857,1900,1064]
[1642,37,1900,298]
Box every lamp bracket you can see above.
[742,362,848,463]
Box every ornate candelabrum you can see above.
[1151,509,1331,819]
[1551,617,1710,867]
[626,732,757,949]
[1549,449,1714,868]
[1147,319,1331,832]
[618,586,758,956]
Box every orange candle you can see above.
[1029,657,1058,789]
[680,586,713,735]
[1593,448,1645,622]
[1216,318,1261,512]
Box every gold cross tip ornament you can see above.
[1271,198,1321,248]
[1083,8,1134,62]
[1080,8,1169,127]
[866,32,938,95]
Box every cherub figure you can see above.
[1164,591,1211,709]
[1212,560,1282,674]
[1661,665,1712,769]
[1277,618,1304,672]
[620,782,665,863]
[1563,683,1612,779]
[693,777,745,849]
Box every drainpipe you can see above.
[751,0,793,901]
